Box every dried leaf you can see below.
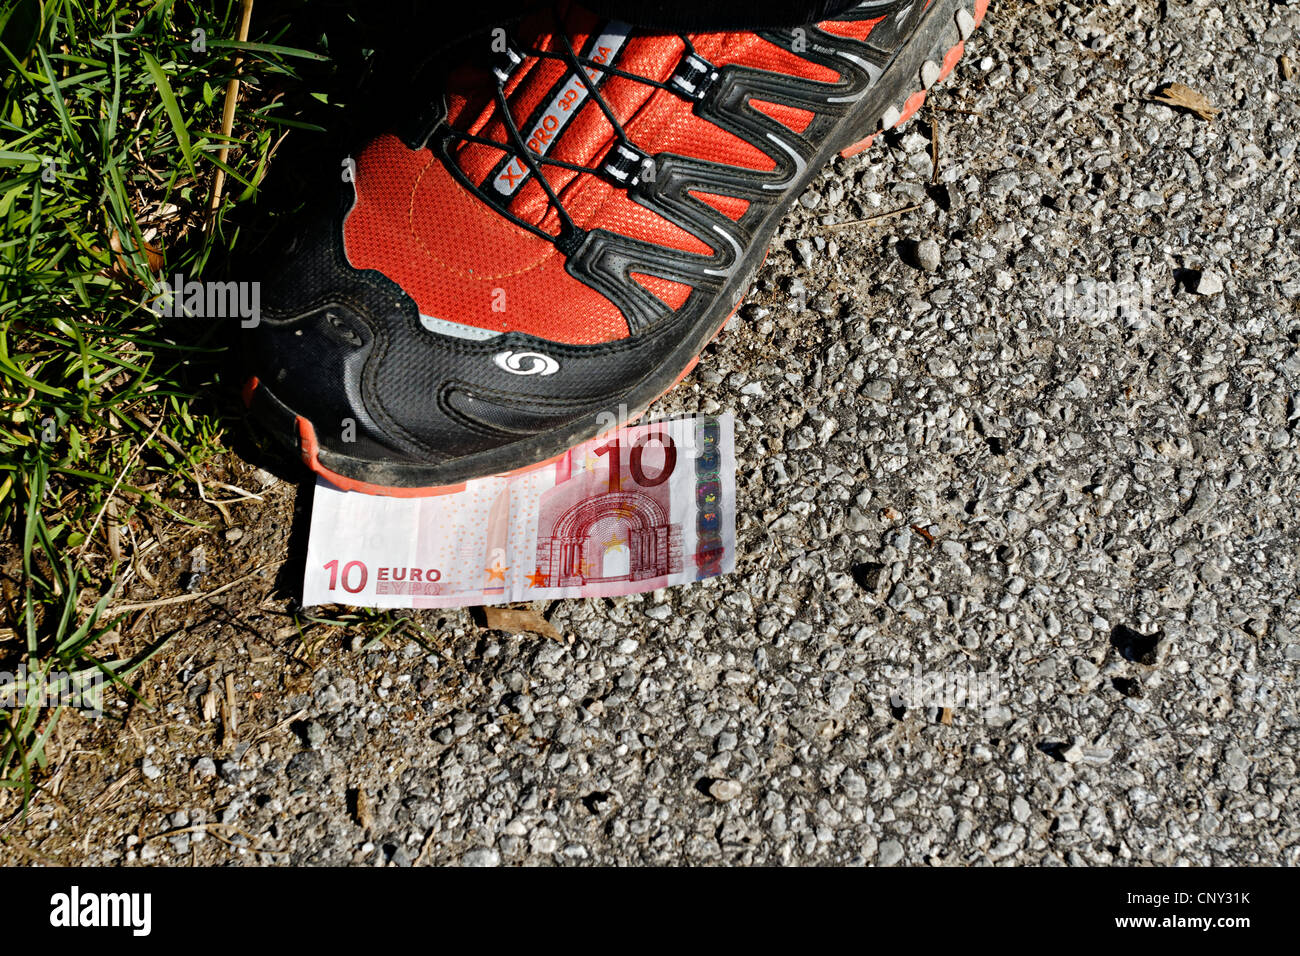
[354,787,373,831]
[108,230,165,279]
[1146,82,1218,121]
[482,606,560,641]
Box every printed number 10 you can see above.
[594,432,677,493]
[323,559,368,593]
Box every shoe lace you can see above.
[437,6,704,251]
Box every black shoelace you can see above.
[436,7,709,251]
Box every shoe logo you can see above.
[494,350,560,376]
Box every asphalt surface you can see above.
[5,0,1299,866]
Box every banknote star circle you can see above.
[485,563,508,582]
[526,569,549,587]
[603,532,626,554]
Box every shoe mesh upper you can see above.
[342,0,885,345]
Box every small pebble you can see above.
[1194,269,1224,295]
[305,720,328,749]
[708,779,743,802]
[915,238,941,272]
[878,840,905,866]
[462,847,501,867]
[1061,738,1086,764]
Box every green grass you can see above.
[0,0,332,808]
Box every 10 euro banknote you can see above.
[303,415,735,609]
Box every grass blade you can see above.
[141,50,196,177]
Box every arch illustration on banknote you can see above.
[536,487,682,586]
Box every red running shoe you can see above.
[247,0,987,495]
